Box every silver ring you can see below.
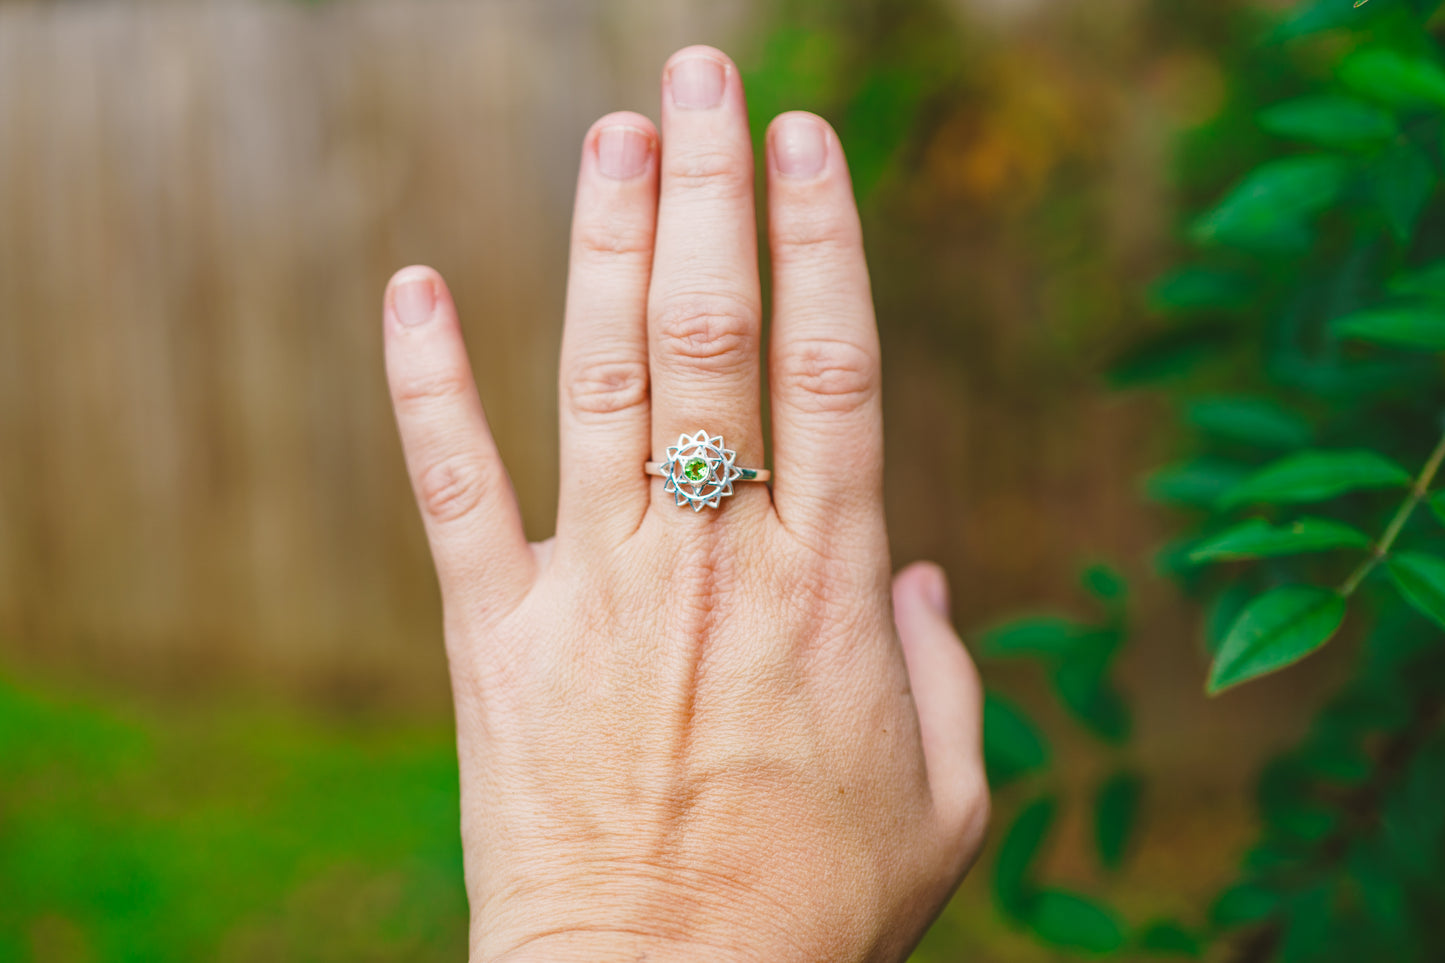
[646,430,771,512]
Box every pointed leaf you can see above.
[1208,586,1347,693]
[1211,881,1281,927]
[1388,261,1445,298]
[1192,156,1352,251]
[1332,304,1445,351]
[994,796,1055,920]
[1374,141,1435,241]
[1220,449,1411,508]
[1094,771,1142,871]
[1081,563,1127,605]
[1108,323,1235,386]
[1259,96,1397,148]
[1053,650,1131,743]
[1147,267,1256,312]
[981,616,1095,659]
[1185,396,1314,449]
[1028,889,1127,953]
[1137,919,1203,957]
[1338,48,1445,109]
[1148,458,1253,508]
[1188,517,1371,563]
[983,692,1050,786]
[1430,491,1445,528]
[1386,552,1445,629]
[1276,0,1389,39]
[1205,583,1254,656]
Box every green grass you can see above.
[0,670,1060,962]
[0,673,469,962]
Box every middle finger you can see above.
[647,47,766,515]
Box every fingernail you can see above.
[669,56,726,109]
[773,114,827,178]
[923,566,951,619]
[596,125,652,180]
[391,271,437,327]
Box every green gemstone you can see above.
[682,457,709,483]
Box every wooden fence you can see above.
[0,0,1189,711]
[0,0,750,702]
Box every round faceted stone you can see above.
[682,456,710,483]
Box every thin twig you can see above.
[1339,430,1445,597]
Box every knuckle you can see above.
[774,337,879,413]
[772,213,858,260]
[392,367,471,413]
[665,147,752,200]
[564,356,650,418]
[652,292,758,371]
[416,456,490,523]
[574,218,654,261]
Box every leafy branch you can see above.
[1340,427,1445,596]
[978,0,1445,958]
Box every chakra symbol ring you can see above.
[645,430,771,511]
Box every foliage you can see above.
[979,0,1445,959]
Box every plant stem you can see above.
[1339,429,1445,597]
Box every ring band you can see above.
[647,430,770,512]
[644,462,771,482]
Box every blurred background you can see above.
[0,0,1349,959]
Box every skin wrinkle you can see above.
[773,336,880,415]
[573,215,658,260]
[564,355,651,419]
[662,146,754,199]
[649,292,760,368]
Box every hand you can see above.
[382,45,988,963]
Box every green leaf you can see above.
[1388,261,1445,298]
[1188,517,1371,563]
[1219,449,1411,508]
[980,616,1095,659]
[1338,47,1445,109]
[1296,728,1372,784]
[1137,919,1203,957]
[1191,155,1353,251]
[1430,490,1445,528]
[842,65,930,200]
[1108,323,1236,386]
[1259,96,1397,148]
[1147,267,1256,312]
[1276,882,1336,962]
[1211,881,1281,927]
[1275,0,1393,39]
[994,796,1055,921]
[1205,583,1254,656]
[1374,141,1435,241]
[1094,771,1142,871]
[1028,889,1127,953]
[1081,563,1127,605]
[1148,458,1253,508]
[1382,735,1445,879]
[1185,396,1314,449]
[1332,304,1445,351]
[983,693,1050,786]
[1053,652,1131,743]
[1208,587,1347,693]
[1348,838,1414,954]
[1385,551,1445,629]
